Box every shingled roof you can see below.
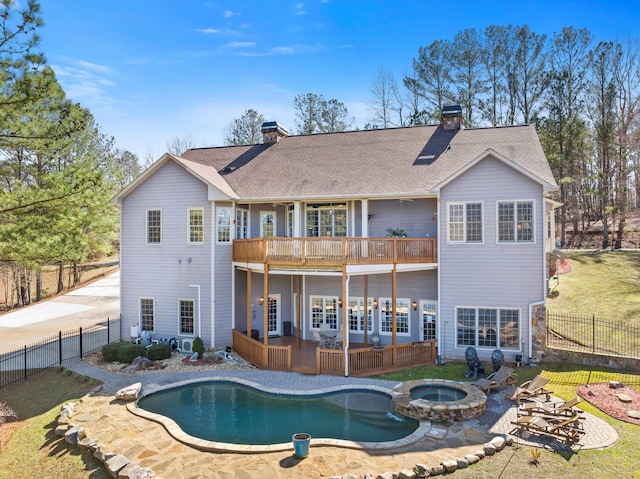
[176,124,556,201]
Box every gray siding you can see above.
[120,161,213,347]
[438,156,546,362]
[368,198,438,238]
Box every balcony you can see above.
[232,237,437,267]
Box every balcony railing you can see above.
[232,237,437,266]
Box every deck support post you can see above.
[363,275,368,346]
[392,263,397,367]
[263,265,269,346]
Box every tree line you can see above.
[2,3,638,309]
[226,26,639,249]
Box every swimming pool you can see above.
[130,378,429,452]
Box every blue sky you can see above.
[39,0,640,161]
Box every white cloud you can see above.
[196,28,221,35]
[226,42,256,48]
[223,10,235,18]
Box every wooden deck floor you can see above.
[267,335,369,374]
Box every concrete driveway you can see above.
[0,270,120,354]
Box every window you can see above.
[498,201,534,243]
[310,296,338,330]
[379,298,410,336]
[216,207,231,243]
[140,298,154,332]
[179,300,195,335]
[347,297,374,332]
[188,208,204,244]
[420,301,437,341]
[147,209,161,244]
[448,202,482,243]
[287,205,294,237]
[456,307,520,349]
[306,203,347,237]
[236,208,249,239]
[260,211,276,237]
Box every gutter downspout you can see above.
[344,274,350,377]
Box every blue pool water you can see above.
[409,384,467,402]
[137,381,418,445]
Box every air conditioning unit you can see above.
[181,339,193,353]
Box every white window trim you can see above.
[146,208,162,245]
[496,199,536,244]
[419,300,438,341]
[216,206,232,244]
[178,298,196,337]
[347,296,375,333]
[446,201,484,244]
[260,210,276,237]
[235,207,249,240]
[187,207,205,245]
[455,306,521,350]
[378,297,411,337]
[309,295,340,330]
[139,297,155,333]
[266,293,282,336]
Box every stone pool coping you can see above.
[392,379,487,422]
[127,376,445,453]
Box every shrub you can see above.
[102,341,127,362]
[192,336,205,357]
[116,343,148,364]
[147,343,172,361]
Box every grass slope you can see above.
[0,368,109,479]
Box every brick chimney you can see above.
[261,121,288,144]
[441,105,464,131]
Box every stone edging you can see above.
[52,381,516,479]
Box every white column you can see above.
[361,199,369,238]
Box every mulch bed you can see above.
[577,382,640,426]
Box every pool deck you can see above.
[65,360,618,478]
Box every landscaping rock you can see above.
[117,462,156,479]
[429,464,445,476]
[54,424,69,437]
[77,437,97,450]
[64,425,86,446]
[456,457,469,469]
[413,463,428,477]
[105,454,131,479]
[616,394,632,403]
[609,381,624,389]
[398,469,417,479]
[116,383,142,401]
[490,436,506,451]
[94,445,115,462]
[464,454,480,465]
[627,410,640,419]
[377,473,397,479]
[441,460,458,473]
[474,449,486,459]
[483,443,497,456]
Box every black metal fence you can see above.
[546,311,639,359]
[0,317,120,389]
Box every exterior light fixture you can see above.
[412,301,418,311]
[259,297,264,305]
[373,299,378,309]
[338,298,342,308]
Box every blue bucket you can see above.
[292,433,311,458]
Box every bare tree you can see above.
[166,133,198,156]
[451,28,486,127]
[223,109,265,145]
[515,25,549,123]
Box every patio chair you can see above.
[517,396,583,419]
[312,330,332,349]
[511,411,584,444]
[472,365,517,393]
[509,374,553,402]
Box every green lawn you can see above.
[375,362,640,479]
[547,250,640,322]
[0,368,109,479]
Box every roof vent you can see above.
[441,105,463,131]
[261,121,288,144]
